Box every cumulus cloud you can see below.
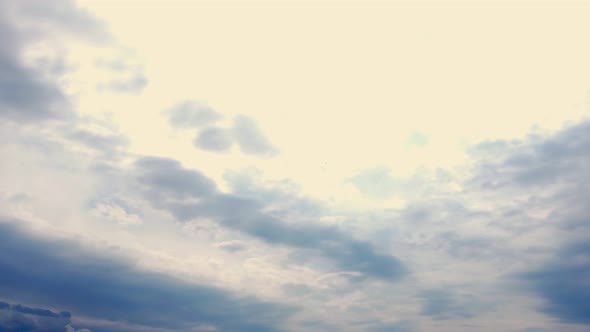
[165,101,223,129]
[232,115,278,156]
[193,126,234,152]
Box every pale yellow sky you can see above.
[71,0,590,207]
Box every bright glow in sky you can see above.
[1,1,590,331]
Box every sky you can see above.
[1,0,589,331]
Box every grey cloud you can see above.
[0,220,296,332]
[193,126,233,152]
[223,168,324,219]
[369,320,416,332]
[165,101,223,129]
[0,0,111,123]
[98,74,148,94]
[7,0,111,44]
[134,156,407,280]
[471,120,590,189]
[0,301,88,332]
[520,241,590,324]
[134,157,218,202]
[232,115,278,156]
[65,129,129,154]
[419,289,477,320]
[467,119,590,325]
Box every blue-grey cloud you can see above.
[368,320,416,332]
[419,289,476,320]
[232,115,278,156]
[165,101,223,129]
[0,220,295,332]
[65,129,129,154]
[0,0,110,123]
[134,156,407,280]
[470,120,590,189]
[193,126,233,152]
[520,241,590,324]
[469,119,590,325]
[0,300,90,332]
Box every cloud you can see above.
[520,241,590,324]
[0,300,89,332]
[165,101,223,129]
[405,131,430,148]
[467,119,590,326]
[97,73,148,94]
[419,289,479,320]
[134,156,407,280]
[0,0,110,123]
[232,115,278,156]
[193,126,234,152]
[347,167,400,200]
[470,120,590,190]
[369,320,416,332]
[0,220,296,332]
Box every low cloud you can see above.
[0,220,296,332]
[0,300,89,332]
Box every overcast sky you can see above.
[1,1,589,331]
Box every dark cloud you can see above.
[520,241,590,324]
[232,115,278,157]
[0,220,296,332]
[0,300,88,332]
[134,156,407,280]
[0,0,111,123]
[165,101,223,129]
[193,126,233,152]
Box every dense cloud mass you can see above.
[2,0,590,331]
[0,300,89,332]
[0,221,295,332]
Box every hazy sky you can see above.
[1,1,589,331]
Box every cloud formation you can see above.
[134,156,407,280]
[0,0,110,123]
[0,220,295,332]
[0,301,89,332]
[165,101,223,129]
[232,115,278,156]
